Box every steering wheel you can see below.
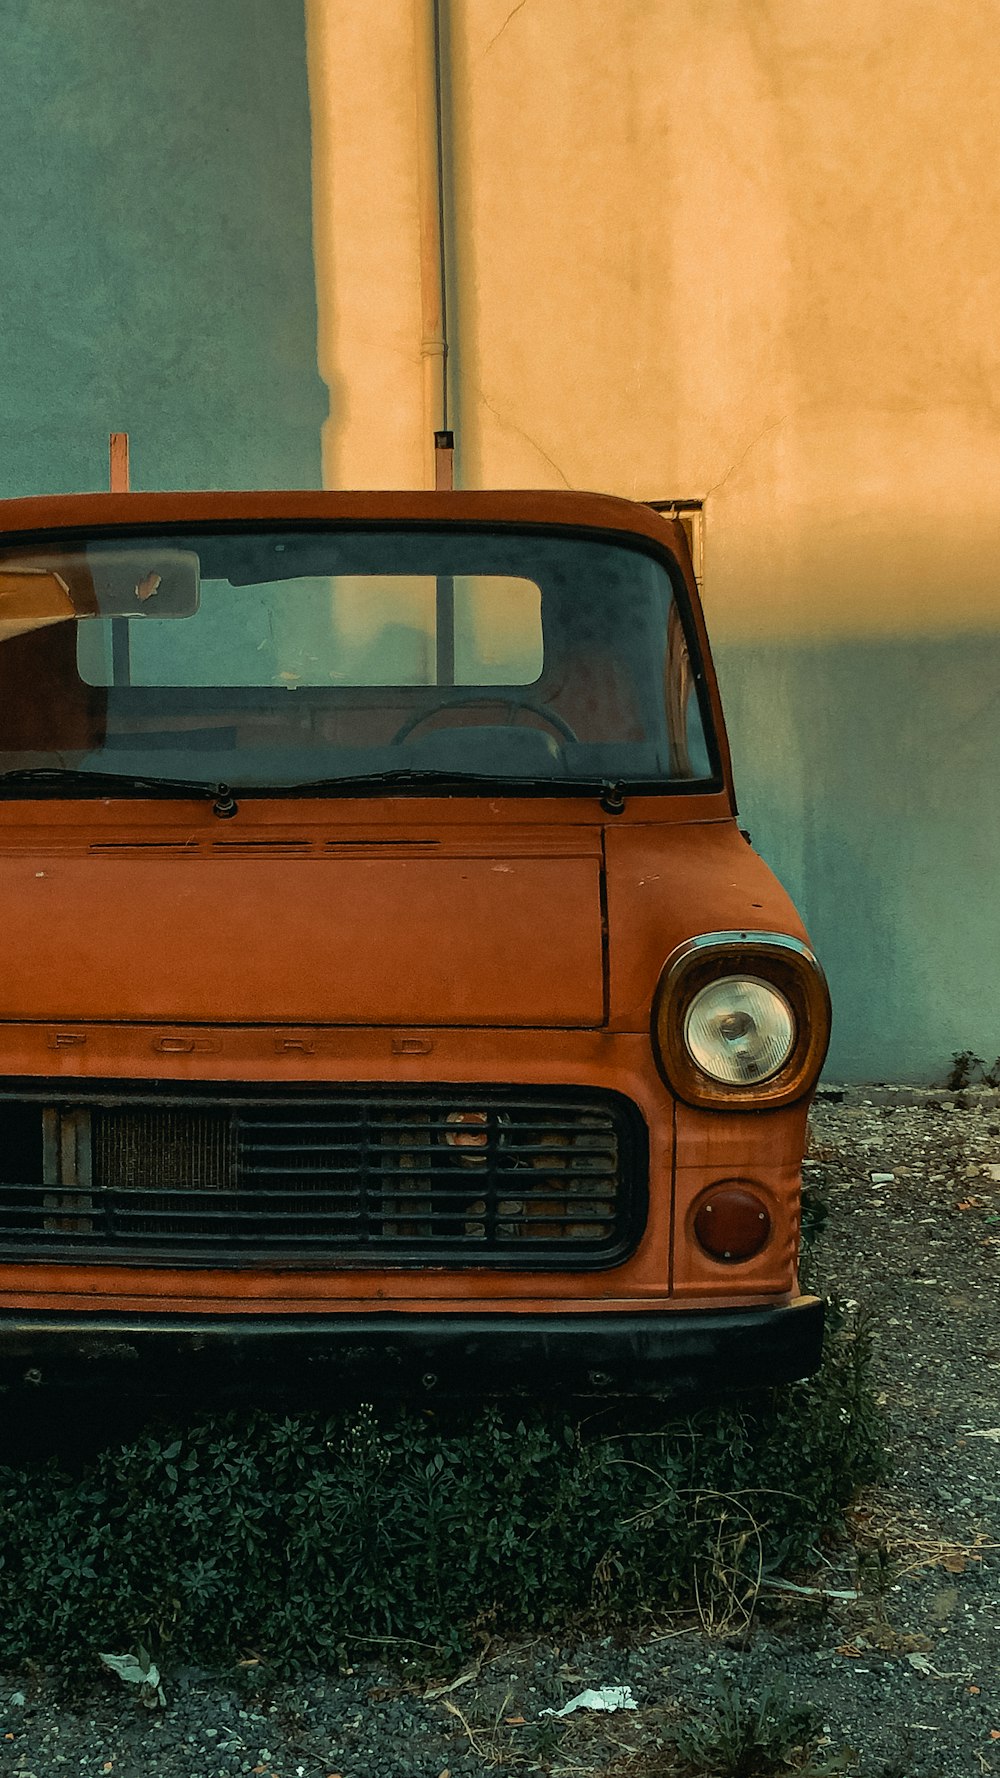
[392,695,579,745]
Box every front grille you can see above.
[0,1086,647,1268]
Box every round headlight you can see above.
[683,976,796,1085]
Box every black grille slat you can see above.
[0,1190,615,1218]
[0,1087,645,1270]
[244,1160,619,1177]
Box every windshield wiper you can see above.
[0,768,237,815]
[0,765,636,811]
[277,768,551,793]
[270,769,631,807]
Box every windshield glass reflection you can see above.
[0,525,715,791]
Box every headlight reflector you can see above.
[443,1109,490,1157]
[683,976,796,1085]
[651,932,831,1108]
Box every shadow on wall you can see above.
[0,0,326,496]
[715,632,1000,1083]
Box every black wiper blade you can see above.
[0,768,222,799]
[271,770,632,804]
[277,768,555,794]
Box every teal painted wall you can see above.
[717,636,1000,1083]
[0,0,324,495]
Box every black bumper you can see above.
[0,1297,824,1397]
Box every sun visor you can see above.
[0,548,200,633]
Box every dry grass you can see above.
[848,1486,1000,1581]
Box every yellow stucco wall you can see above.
[309,0,1000,637]
[306,0,1000,1078]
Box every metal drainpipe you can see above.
[414,0,451,489]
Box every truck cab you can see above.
[0,488,829,1393]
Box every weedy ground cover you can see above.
[0,1324,883,1674]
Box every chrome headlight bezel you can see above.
[652,932,831,1109]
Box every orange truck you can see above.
[0,486,830,1393]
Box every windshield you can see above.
[0,523,716,792]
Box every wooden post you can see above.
[109,431,130,493]
[434,428,454,491]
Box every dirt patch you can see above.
[2,1088,999,1778]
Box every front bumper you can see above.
[0,1296,824,1396]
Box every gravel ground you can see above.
[2,1085,999,1778]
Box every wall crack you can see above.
[477,388,573,486]
[483,0,530,56]
[703,415,787,499]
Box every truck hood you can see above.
[0,828,606,1027]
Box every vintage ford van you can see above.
[0,489,829,1393]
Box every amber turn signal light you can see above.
[693,1185,772,1263]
